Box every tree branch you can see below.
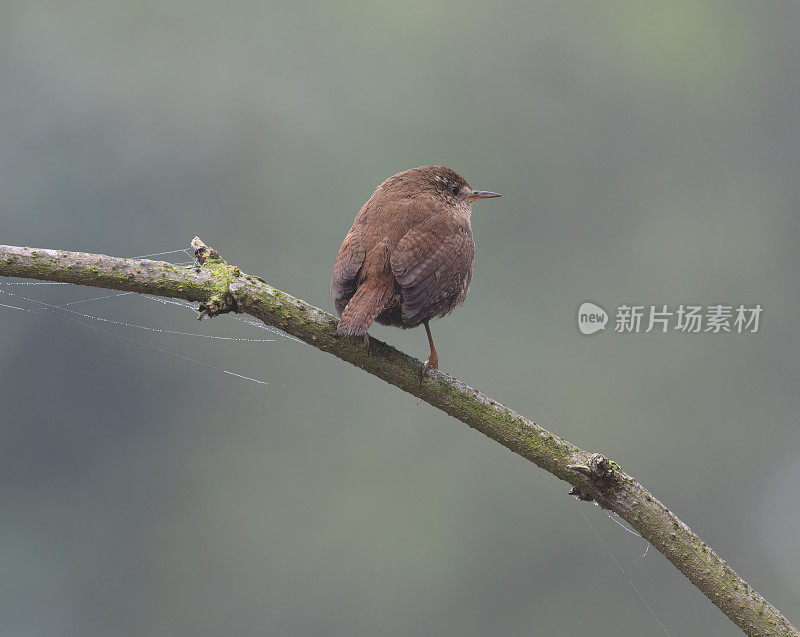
[0,238,796,637]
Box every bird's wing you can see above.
[330,227,366,311]
[390,220,474,325]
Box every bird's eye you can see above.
[450,185,460,196]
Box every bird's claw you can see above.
[424,352,438,371]
[419,356,438,385]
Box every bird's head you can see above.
[378,165,501,209]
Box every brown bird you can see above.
[331,165,501,371]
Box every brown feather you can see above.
[330,227,365,317]
[330,165,498,365]
[336,277,396,336]
[391,223,473,325]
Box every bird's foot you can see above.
[422,358,438,373]
[419,353,439,384]
[425,349,439,371]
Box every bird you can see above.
[331,165,500,371]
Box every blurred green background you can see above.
[2,1,798,635]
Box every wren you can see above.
[331,165,500,371]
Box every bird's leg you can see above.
[363,332,370,353]
[422,320,438,374]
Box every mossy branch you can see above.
[0,238,796,637]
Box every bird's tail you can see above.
[337,278,394,336]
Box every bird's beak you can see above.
[469,190,502,199]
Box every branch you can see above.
[0,238,796,637]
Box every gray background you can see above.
[2,2,798,635]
